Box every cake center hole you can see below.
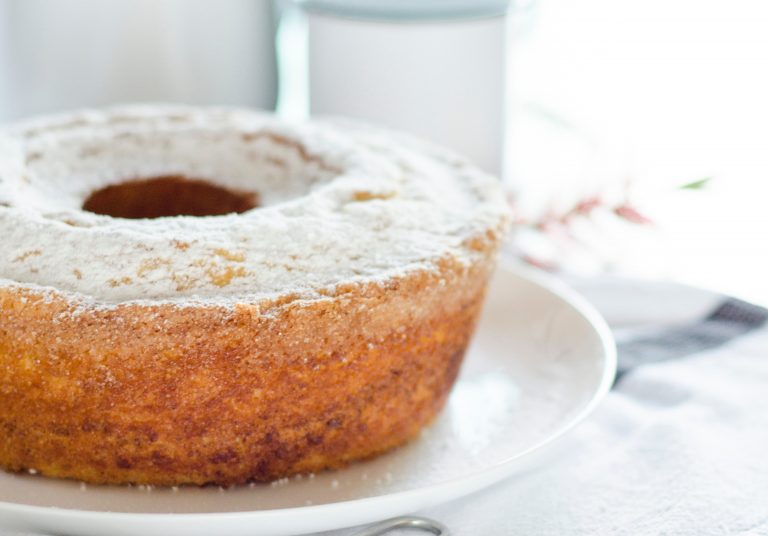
[82,176,259,219]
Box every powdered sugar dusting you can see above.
[0,105,508,307]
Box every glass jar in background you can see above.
[294,0,512,176]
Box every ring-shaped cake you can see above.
[0,106,509,485]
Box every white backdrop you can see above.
[0,0,277,122]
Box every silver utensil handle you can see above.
[351,516,449,535]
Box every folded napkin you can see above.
[332,277,768,535]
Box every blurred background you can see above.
[1,0,766,303]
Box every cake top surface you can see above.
[0,105,508,307]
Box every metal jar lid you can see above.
[295,0,511,21]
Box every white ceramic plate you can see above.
[0,266,616,536]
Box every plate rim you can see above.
[0,264,617,532]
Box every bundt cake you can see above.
[0,106,509,486]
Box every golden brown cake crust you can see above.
[0,247,497,486]
[0,105,510,486]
